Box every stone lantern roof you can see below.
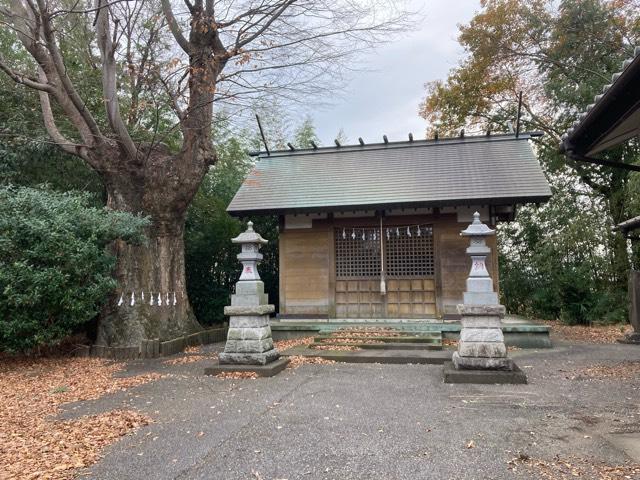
[231,221,268,245]
[460,212,495,236]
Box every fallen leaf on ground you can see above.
[286,356,336,369]
[545,321,631,344]
[163,352,218,365]
[310,345,362,351]
[274,337,314,351]
[0,356,160,480]
[508,453,640,479]
[215,371,259,380]
[321,338,383,344]
[571,361,640,380]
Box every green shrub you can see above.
[0,186,148,352]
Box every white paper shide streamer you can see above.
[117,289,181,307]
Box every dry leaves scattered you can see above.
[572,361,640,381]
[508,454,640,479]
[320,338,384,344]
[184,345,203,353]
[546,321,632,344]
[163,352,218,366]
[330,329,402,338]
[339,326,396,333]
[310,345,362,351]
[286,355,336,369]
[215,371,258,380]
[274,336,314,351]
[442,338,458,347]
[0,356,161,480]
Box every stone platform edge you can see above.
[442,361,527,384]
[204,357,289,377]
[270,322,552,348]
[280,346,451,365]
[74,326,228,360]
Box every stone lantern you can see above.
[216,221,282,368]
[460,212,499,306]
[445,212,526,383]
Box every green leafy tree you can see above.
[420,0,640,323]
[0,186,148,352]
[0,0,408,347]
[294,116,321,148]
[184,116,294,324]
[0,143,104,203]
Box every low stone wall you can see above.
[75,326,228,360]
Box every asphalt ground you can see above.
[62,340,640,480]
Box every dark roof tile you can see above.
[228,133,551,215]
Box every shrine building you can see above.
[227,132,551,320]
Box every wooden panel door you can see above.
[334,224,436,319]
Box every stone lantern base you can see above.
[218,280,280,365]
[444,304,527,384]
[452,304,513,371]
[205,301,289,376]
[218,309,280,365]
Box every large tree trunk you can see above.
[95,148,204,347]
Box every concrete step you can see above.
[272,320,552,349]
[319,329,441,336]
[314,335,442,344]
[311,341,442,351]
[282,345,450,365]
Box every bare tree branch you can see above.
[161,0,191,53]
[0,55,54,92]
[235,0,296,49]
[32,0,104,143]
[37,69,90,160]
[95,0,138,159]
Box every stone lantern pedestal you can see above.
[205,222,288,377]
[444,213,526,384]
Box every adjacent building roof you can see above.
[227,133,552,216]
[560,46,640,156]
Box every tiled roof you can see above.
[561,46,640,156]
[227,133,551,215]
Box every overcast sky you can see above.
[293,0,481,146]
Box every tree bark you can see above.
[95,147,204,347]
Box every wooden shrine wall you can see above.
[278,227,332,316]
[278,213,499,319]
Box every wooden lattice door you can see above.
[334,224,436,318]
